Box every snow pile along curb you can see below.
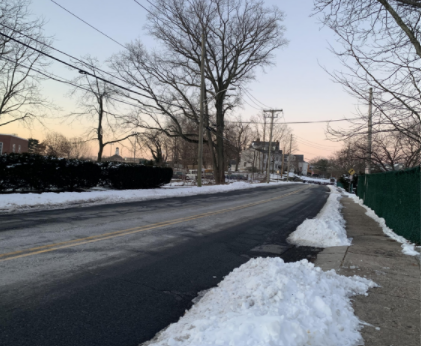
[143,258,376,346]
[0,181,298,214]
[287,186,351,247]
[343,191,420,257]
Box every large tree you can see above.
[110,0,287,183]
[0,0,52,128]
[314,0,421,147]
[68,57,137,162]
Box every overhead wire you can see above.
[295,135,340,148]
[240,86,272,109]
[225,118,359,125]
[0,31,202,112]
[0,55,146,112]
[0,22,139,91]
[295,138,339,150]
[50,0,127,49]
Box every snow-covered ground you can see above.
[342,190,420,257]
[0,181,299,214]
[143,258,376,346]
[287,186,351,248]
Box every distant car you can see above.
[172,172,185,180]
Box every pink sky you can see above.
[2,0,361,161]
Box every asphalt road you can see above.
[0,184,329,346]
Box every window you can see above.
[244,162,247,167]
[18,145,21,153]
[0,142,2,154]
[12,144,15,153]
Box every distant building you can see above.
[104,147,125,162]
[0,134,29,154]
[239,139,308,175]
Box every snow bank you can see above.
[343,191,420,257]
[0,181,298,214]
[144,258,376,346]
[287,185,351,247]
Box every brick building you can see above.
[0,134,29,154]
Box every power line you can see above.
[295,137,338,150]
[0,22,136,90]
[240,87,272,109]
[50,0,127,49]
[225,118,359,125]
[241,96,264,111]
[295,135,340,148]
[0,31,152,98]
[0,31,197,111]
[296,140,336,152]
[0,55,146,112]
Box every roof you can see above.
[0,133,28,141]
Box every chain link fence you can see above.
[357,166,420,244]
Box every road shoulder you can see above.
[315,196,421,346]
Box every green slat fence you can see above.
[357,166,420,244]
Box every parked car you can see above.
[172,171,185,180]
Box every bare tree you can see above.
[110,0,287,183]
[68,56,137,162]
[348,131,420,171]
[224,116,253,171]
[39,132,91,159]
[141,130,169,166]
[68,137,91,159]
[0,0,52,128]
[314,0,421,145]
[39,132,71,158]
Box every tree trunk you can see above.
[215,97,225,184]
[97,98,104,162]
[97,144,104,162]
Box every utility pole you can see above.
[281,148,285,180]
[264,110,282,183]
[261,115,267,173]
[366,87,373,174]
[197,30,206,187]
[287,134,292,181]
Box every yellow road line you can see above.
[0,186,310,262]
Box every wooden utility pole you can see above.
[197,30,206,187]
[261,116,267,173]
[286,134,292,181]
[264,110,282,183]
[366,88,373,174]
[281,148,285,179]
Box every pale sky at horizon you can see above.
[2,0,364,160]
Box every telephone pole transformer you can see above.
[263,109,283,184]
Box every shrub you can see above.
[106,164,173,189]
[0,153,173,192]
[0,153,101,192]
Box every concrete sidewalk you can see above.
[315,196,420,346]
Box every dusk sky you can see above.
[3,0,363,160]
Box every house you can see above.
[0,134,29,154]
[239,139,309,175]
[239,140,283,172]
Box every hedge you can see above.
[99,161,173,189]
[0,153,173,192]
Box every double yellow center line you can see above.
[0,186,309,262]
